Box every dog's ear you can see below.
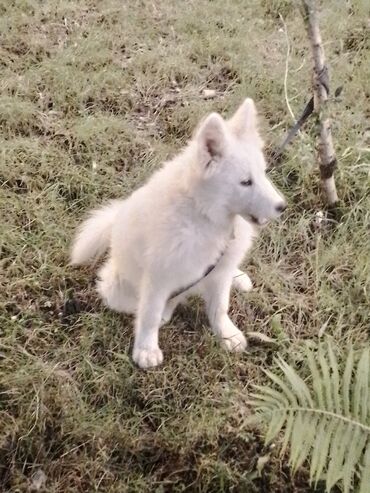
[196,112,227,167]
[228,98,258,137]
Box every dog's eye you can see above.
[240,179,253,187]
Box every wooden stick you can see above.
[301,0,339,205]
[270,96,314,165]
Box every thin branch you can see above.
[270,96,314,164]
[279,13,296,122]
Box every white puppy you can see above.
[71,99,286,368]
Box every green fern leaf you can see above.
[306,346,325,409]
[309,416,329,485]
[327,343,341,414]
[289,410,305,471]
[342,426,367,493]
[277,356,313,407]
[326,420,349,490]
[354,348,369,423]
[318,344,334,412]
[263,369,298,406]
[359,443,370,493]
[265,410,287,443]
[251,384,290,408]
[249,342,370,493]
[312,416,337,486]
[291,412,318,473]
[280,409,295,457]
[343,346,354,417]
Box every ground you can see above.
[0,0,369,491]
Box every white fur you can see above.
[71,99,286,368]
[233,269,253,292]
[70,200,121,265]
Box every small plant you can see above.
[250,342,370,492]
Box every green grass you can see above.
[1,0,369,491]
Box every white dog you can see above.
[71,99,286,368]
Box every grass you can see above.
[0,0,369,491]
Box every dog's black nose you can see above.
[276,202,287,213]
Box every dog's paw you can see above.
[133,346,163,369]
[233,270,253,293]
[220,328,247,352]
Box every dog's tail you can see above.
[70,200,122,265]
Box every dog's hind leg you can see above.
[232,269,253,292]
[160,290,189,326]
[160,298,178,326]
[97,259,137,314]
[201,273,247,352]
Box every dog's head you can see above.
[194,99,286,225]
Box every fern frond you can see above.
[249,342,370,493]
[343,346,354,417]
[354,349,369,423]
[328,343,341,413]
[359,443,370,493]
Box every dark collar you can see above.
[168,227,234,301]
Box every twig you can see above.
[279,14,296,122]
[271,96,314,164]
[269,84,342,165]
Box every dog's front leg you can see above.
[203,275,247,352]
[133,281,168,369]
